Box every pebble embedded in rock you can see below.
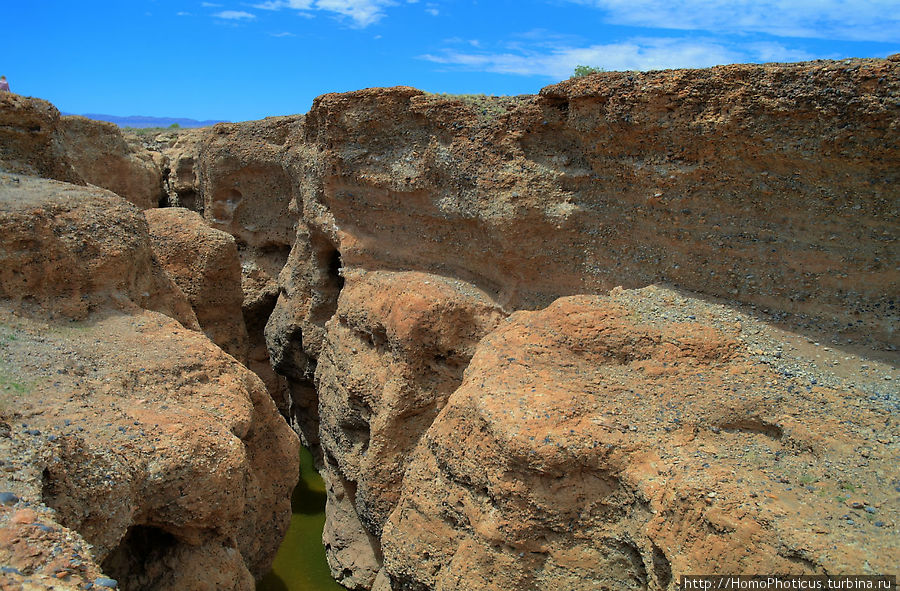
[0,491,20,505]
[94,577,118,589]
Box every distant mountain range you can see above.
[62,113,228,129]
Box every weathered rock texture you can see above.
[133,57,900,589]
[57,116,165,209]
[295,61,898,342]
[145,207,250,362]
[380,287,897,589]
[0,174,299,590]
[1,55,898,590]
[160,130,206,211]
[175,118,307,419]
[0,94,167,209]
[248,57,899,588]
[0,94,82,185]
[315,270,505,588]
[0,175,196,327]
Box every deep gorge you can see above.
[1,55,898,590]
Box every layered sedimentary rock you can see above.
[1,55,897,590]
[188,118,307,417]
[0,175,196,326]
[253,57,899,587]
[160,130,206,211]
[0,94,83,185]
[380,287,897,589]
[294,60,898,341]
[0,174,299,589]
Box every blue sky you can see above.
[4,1,898,122]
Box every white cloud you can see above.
[565,0,900,42]
[421,36,819,78]
[201,2,222,7]
[315,0,396,26]
[214,10,256,19]
[250,0,398,26]
[747,42,817,63]
[269,31,297,36]
[426,7,439,16]
[253,0,313,9]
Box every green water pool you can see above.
[257,446,346,591]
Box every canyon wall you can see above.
[264,57,898,590]
[0,174,299,590]
[1,55,898,590]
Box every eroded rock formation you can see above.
[0,94,82,185]
[257,57,898,588]
[0,55,898,590]
[0,175,299,589]
[315,270,505,588]
[57,116,165,210]
[380,287,897,589]
[0,95,166,209]
[0,175,197,326]
[145,207,250,362]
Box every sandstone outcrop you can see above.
[188,118,307,418]
[379,286,898,589]
[1,55,897,590]
[0,174,196,327]
[0,174,299,589]
[145,207,250,361]
[160,130,206,211]
[293,59,898,344]
[0,94,82,185]
[315,270,505,588]
[57,116,165,210]
[254,58,898,587]
[0,94,167,210]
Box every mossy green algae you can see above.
[257,446,345,591]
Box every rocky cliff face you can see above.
[381,287,897,589]
[0,174,299,590]
[0,94,165,209]
[253,57,897,589]
[0,55,898,590]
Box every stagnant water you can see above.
[257,447,346,591]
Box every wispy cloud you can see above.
[253,0,313,9]
[214,10,256,19]
[747,42,817,63]
[250,0,397,26]
[269,31,297,37]
[421,36,819,78]
[565,0,900,43]
[316,0,397,26]
[201,2,223,7]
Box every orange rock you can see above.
[10,509,36,525]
